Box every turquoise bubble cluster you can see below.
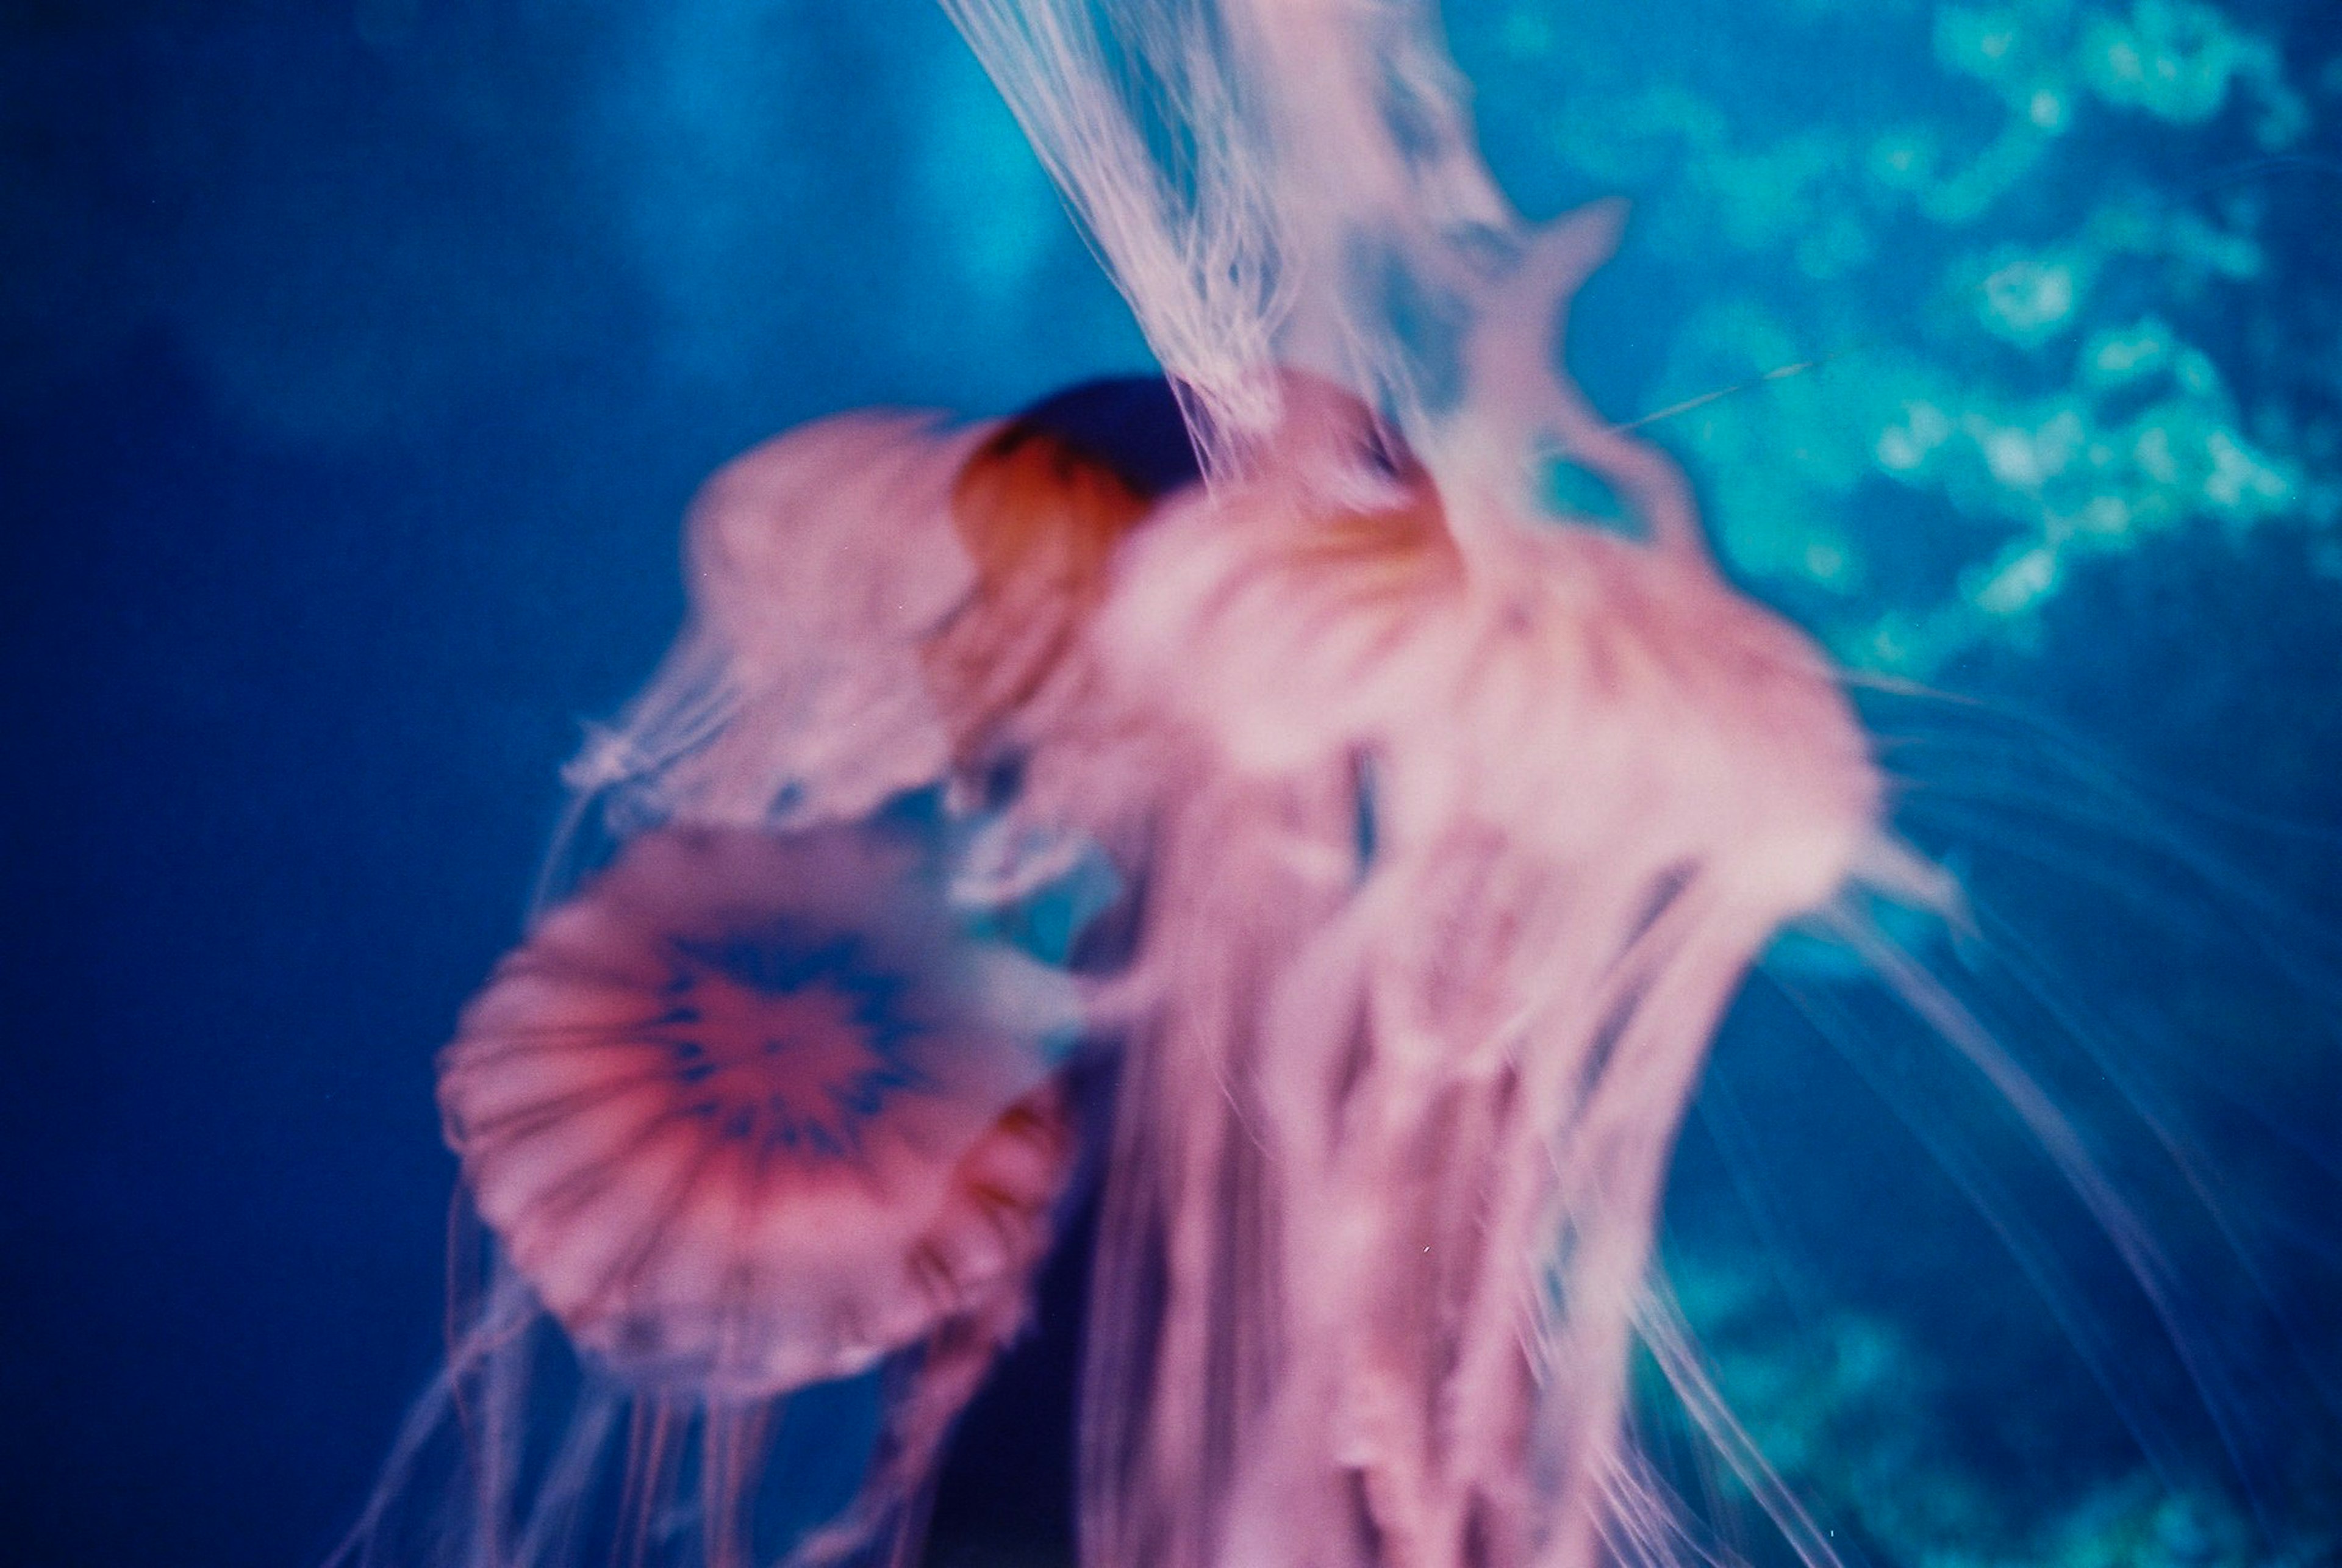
[1462,0,2335,676]
[1667,1255,2327,1567]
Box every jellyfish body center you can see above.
[659,925,929,1161]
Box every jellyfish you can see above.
[342,1,2333,1566]
[438,823,1076,1403]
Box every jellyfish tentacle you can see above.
[787,1077,1080,1568]
[1445,201,1704,563]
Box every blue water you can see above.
[5,3,2337,1564]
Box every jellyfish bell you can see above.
[561,379,1202,905]
[922,376,1201,784]
[440,823,1080,1403]
[566,412,987,852]
[1089,367,1878,912]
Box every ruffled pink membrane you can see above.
[440,825,1073,1402]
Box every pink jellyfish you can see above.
[438,824,1076,1403]
[1057,374,1882,1568]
